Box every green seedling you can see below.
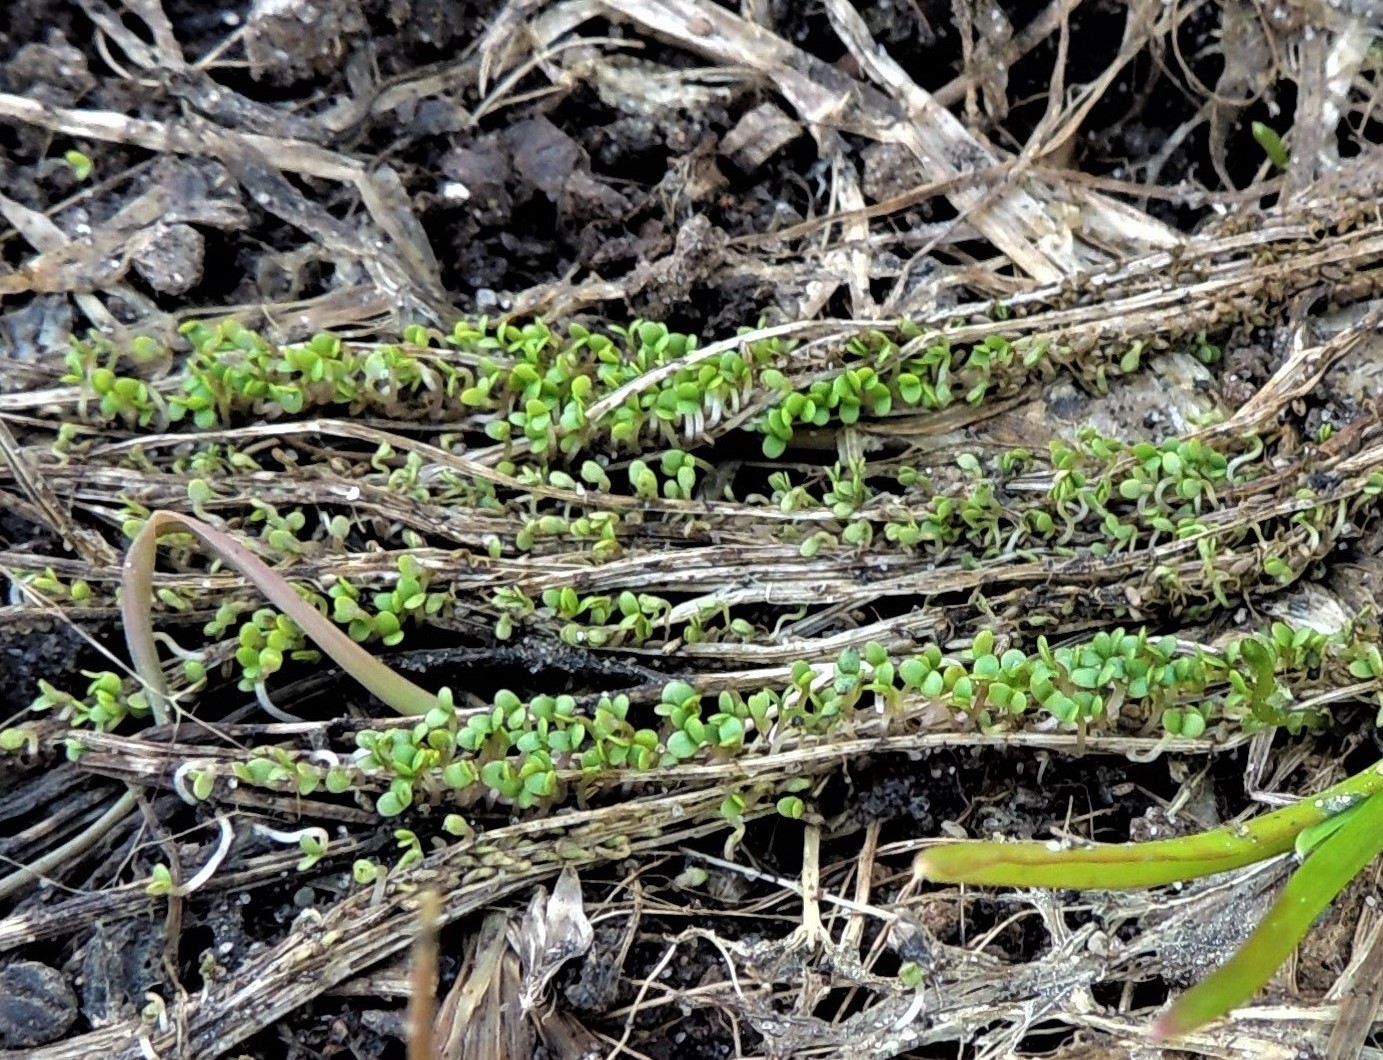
[1251,122,1290,171]
[63,149,94,181]
[914,758,1383,1037]
[123,511,444,723]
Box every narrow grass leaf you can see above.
[1153,788,1383,1038]
[124,511,442,720]
[915,761,1383,890]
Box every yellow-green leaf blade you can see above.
[124,511,443,719]
[914,763,1383,891]
[1154,788,1383,1038]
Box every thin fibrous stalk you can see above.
[0,787,138,902]
[407,889,441,1060]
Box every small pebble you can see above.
[0,961,78,1048]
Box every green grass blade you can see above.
[1153,788,1383,1038]
[124,511,443,719]
[914,762,1383,890]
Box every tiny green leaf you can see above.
[1250,121,1289,170]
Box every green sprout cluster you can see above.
[228,607,320,692]
[229,745,351,799]
[627,450,703,500]
[23,335,1379,809]
[327,554,449,646]
[538,586,672,649]
[512,504,624,556]
[169,323,436,426]
[59,318,1289,636]
[200,618,1383,833]
[30,671,152,732]
[490,582,755,648]
[59,317,785,451]
[783,621,1371,737]
[753,326,1220,459]
[224,679,811,834]
[20,568,95,605]
[197,554,449,692]
[768,428,1268,562]
[63,334,165,427]
[758,332,1048,457]
[440,317,782,455]
[88,423,1368,717]
[452,424,1378,664]
[59,315,1181,469]
[22,555,449,730]
[755,429,1381,618]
